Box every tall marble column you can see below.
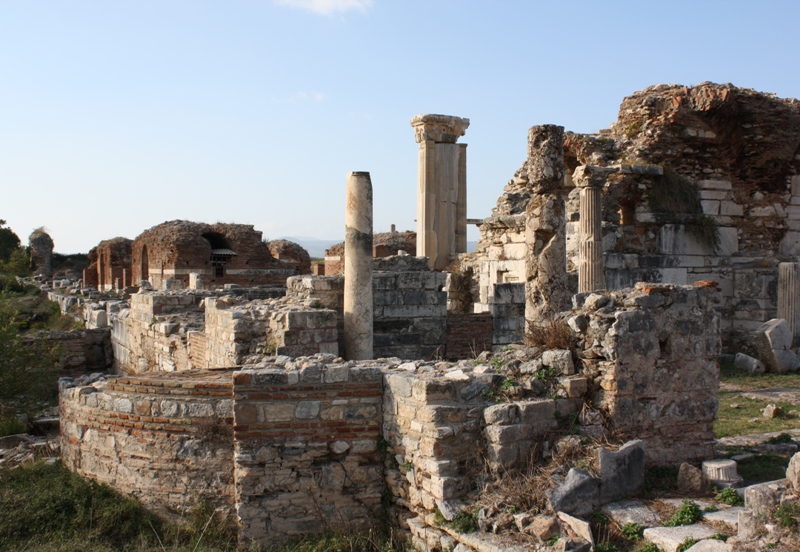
[410,114,470,270]
[574,165,607,293]
[343,172,373,360]
[525,125,569,326]
[779,262,800,345]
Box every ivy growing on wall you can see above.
[648,168,721,251]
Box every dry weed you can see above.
[525,320,575,350]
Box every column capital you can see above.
[410,114,470,144]
[573,165,618,188]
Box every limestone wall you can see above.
[232,360,384,541]
[60,371,235,515]
[382,371,487,521]
[444,313,492,360]
[575,283,721,465]
[22,328,112,370]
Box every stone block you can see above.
[599,440,645,501]
[546,468,600,517]
[542,349,574,375]
[484,403,519,425]
[700,200,719,215]
[559,377,587,398]
[386,374,413,398]
[642,526,716,552]
[733,352,765,374]
[677,462,705,493]
[257,402,295,422]
[719,201,743,216]
[601,499,661,528]
[484,424,528,445]
[486,443,518,470]
[517,400,556,426]
[697,180,732,191]
[755,318,799,373]
[787,451,800,492]
[744,480,782,517]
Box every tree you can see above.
[0,220,21,263]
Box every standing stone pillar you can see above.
[779,262,800,345]
[525,125,569,326]
[411,114,470,270]
[343,172,374,360]
[574,165,607,293]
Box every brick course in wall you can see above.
[444,312,493,360]
[232,362,384,541]
[60,370,236,515]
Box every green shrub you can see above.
[620,522,644,541]
[0,416,27,438]
[596,543,619,552]
[765,433,794,444]
[449,509,478,533]
[715,487,743,506]
[676,538,697,552]
[635,543,662,552]
[665,500,702,527]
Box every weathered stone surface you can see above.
[763,403,784,418]
[602,499,661,528]
[678,463,705,493]
[755,319,799,373]
[733,353,765,374]
[642,526,716,552]
[557,512,594,548]
[343,171,373,361]
[546,468,600,517]
[685,540,732,552]
[744,480,783,517]
[786,451,800,491]
[599,440,645,501]
[529,514,560,541]
[525,125,569,324]
[702,507,743,531]
[542,349,574,375]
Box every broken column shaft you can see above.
[779,262,800,345]
[411,114,469,270]
[525,125,569,326]
[343,171,374,360]
[575,165,606,293]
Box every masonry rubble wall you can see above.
[60,370,235,515]
[444,312,493,360]
[22,328,112,370]
[574,282,721,465]
[232,360,384,541]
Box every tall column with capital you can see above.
[410,114,469,270]
[525,125,569,325]
[574,165,607,293]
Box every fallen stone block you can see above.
[599,440,645,501]
[744,480,784,517]
[542,349,574,375]
[678,463,705,493]
[685,540,732,551]
[557,511,594,548]
[787,451,800,492]
[733,352,765,374]
[755,318,799,373]
[642,525,716,552]
[601,499,661,528]
[702,507,743,531]
[546,468,600,518]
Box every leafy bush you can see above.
[620,522,644,541]
[766,433,794,444]
[715,487,743,506]
[664,500,702,527]
[676,538,697,552]
[449,509,479,533]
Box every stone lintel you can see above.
[411,114,470,144]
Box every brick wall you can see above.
[23,328,112,370]
[445,313,492,360]
[232,362,384,542]
[60,371,235,515]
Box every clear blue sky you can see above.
[2,0,799,253]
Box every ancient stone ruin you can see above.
[28,227,54,277]
[51,83,800,550]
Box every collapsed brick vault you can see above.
[58,82,800,546]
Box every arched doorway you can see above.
[140,245,149,284]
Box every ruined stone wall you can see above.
[574,283,720,465]
[204,296,338,366]
[382,371,487,522]
[86,237,133,291]
[444,312,493,360]
[232,362,384,541]
[131,221,295,290]
[112,292,205,374]
[23,328,112,370]
[324,231,416,276]
[266,240,312,275]
[60,371,235,515]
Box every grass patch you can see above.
[664,500,702,527]
[736,453,790,483]
[720,362,800,390]
[0,460,237,551]
[713,393,800,438]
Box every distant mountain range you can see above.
[279,236,477,259]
